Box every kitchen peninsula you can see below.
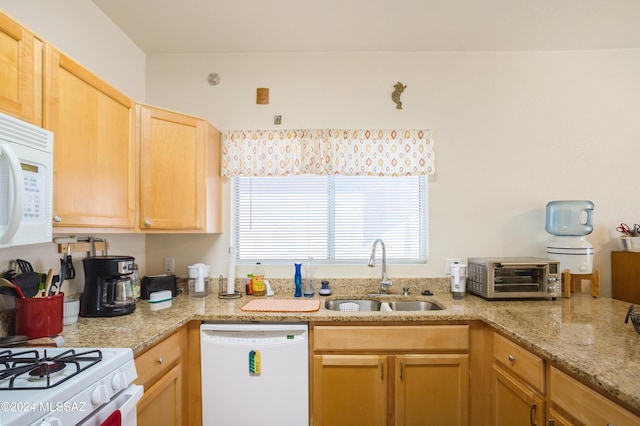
[43,278,640,425]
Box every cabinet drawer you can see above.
[135,330,183,388]
[313,325,469,352]
[493,333,544,393]
[550,366,640,425]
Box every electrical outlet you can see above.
[164,257,175,274]
[444,258,461,275]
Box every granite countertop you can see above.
[56,278,640,414]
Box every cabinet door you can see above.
[395,354,469,426]
[611,251,640,304]
[44,45,136,228]
[138,105,215,231]
[137,363,182,426]
[549,366,640,426]
[0,12,37,123]
[313,354,387,426]
[492,364,544,426]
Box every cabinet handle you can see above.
[548,420,554,426]
[53,215,62,223]
[157,357,163,365]
[530,402,537,426]
[400,361,404,380]
[380,362,384,380]
[144,219,152,227]
[508,354,515,362]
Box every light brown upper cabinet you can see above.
[0,11,42,125]
[44,44,136,229]
[137,104,221,232]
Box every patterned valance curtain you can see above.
[222,129,435,177]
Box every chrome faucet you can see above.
[368,238,392,294]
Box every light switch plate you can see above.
[444,258,461,275]
[164,257,175,274]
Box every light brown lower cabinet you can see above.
[549,366,640,425]
[312,324,470,426]
[313,354,387,426]
[134,326,187,426]
[394,354,469,426]
[130,321,640,426]
[492,331,640,426]
[491,332,545,426]
[137,364,182,425]
[492,364,545,426]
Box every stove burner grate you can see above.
[28,361,67,381]
[0,348,102,390]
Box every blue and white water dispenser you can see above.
[545,200,594,274]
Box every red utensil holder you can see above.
[15,293,64,339]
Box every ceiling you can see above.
[91,0,640,54]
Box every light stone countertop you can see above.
[54,278,640,414]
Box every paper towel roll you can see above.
[227,247,236,295]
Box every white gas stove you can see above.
[0,347,142,426]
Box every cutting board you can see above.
[241,299,320,312]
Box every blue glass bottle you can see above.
[294,263,302,297]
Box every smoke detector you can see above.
[207,73,220,86]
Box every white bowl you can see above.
[63,299,80,325]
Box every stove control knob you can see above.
[112,371,128,391]
[91,383,110,405]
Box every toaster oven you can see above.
[467,257,561,300]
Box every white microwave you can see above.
[0,112,53,248]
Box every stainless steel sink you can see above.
[387,301,443,311]
[324,299,443,312]
[324,299,381,312]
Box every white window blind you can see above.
[233,175,428,263]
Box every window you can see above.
[233,175,427,263]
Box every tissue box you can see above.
[149,290,173,311]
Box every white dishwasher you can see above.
[200,322,309,426]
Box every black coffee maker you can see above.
[80,256,136,317]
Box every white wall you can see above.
[0,1,146,303]
[145,50,640,296]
